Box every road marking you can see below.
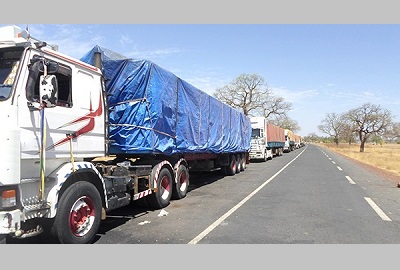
[188,146,308,244]
[345,175,356,185]
[332,161,336,164]
[364,197,392,221]
[337,166,342,171]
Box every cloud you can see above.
[25,25,104,59]
[123,47,182,61]
[270,87,319,103]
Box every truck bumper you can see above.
[249,153,264,159]
[0,209,21,234]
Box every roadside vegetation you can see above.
[318,142,400,179]
[299,102,400,180]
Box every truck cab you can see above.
[249,116,272,161]
[0,25,106,243]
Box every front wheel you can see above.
[46,181,102,244]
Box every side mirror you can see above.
[40,75,58,108]
[38,60,59,74]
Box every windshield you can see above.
[251,128,261,138]
[0,47,24,101]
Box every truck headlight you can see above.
[1,189,17,208]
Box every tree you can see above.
[213,73,292,118]
[270,115,301,133]
[384,122,400,143]
[345,103,393,152]
[318,112,346,145]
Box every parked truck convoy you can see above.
[283,129,304,152]
[249,117,285,161]
[0,25,252,244]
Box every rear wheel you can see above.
[46,181,102,244]
[240,154,246,171]
[225,155,237,176]
[172,164,189,200]
[147,167,173,209]
[235,154,241,173]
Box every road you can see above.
[4,144,400,244]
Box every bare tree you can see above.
[213,73,292,118]
[270,115,300,133]
[341,122,356,145]
[318,112,346,145]
[345,103,393,152]
[261,96,292,119]
[384,122,400,143]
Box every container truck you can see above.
[284,129,295,152]
[249,117,285,161]
[0,25,252,244]
[293,134,303,149]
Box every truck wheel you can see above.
[147,167,173,209]
[47,181,102,244]
[235,154,241,173]
[225,155,236,176]
[172,164,189,200]
[240,154,246,171]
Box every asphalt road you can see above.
[5,143,400,244]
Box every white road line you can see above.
[345,175,356,185]
[188,146,308,244]
[364,197,392,221]
[332,161,336,164]
[337,166,342,171]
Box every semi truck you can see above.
[0,25,252,244]
[284,129,295,152]
[293,134,303,149]
[249,117,285,161]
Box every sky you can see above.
[2,23,400,137]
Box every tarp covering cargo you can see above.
[266,123,285,148]
[81,46,251,155]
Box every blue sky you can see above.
[3,24,400,136]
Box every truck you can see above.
[284,129,295,152]
[249,117,285,161]
[293,134,303,149]
[0,25,252,244]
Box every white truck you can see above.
[249,117,285,161]
[0,25,251,244]
[284,129,295,153]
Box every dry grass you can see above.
[318,143,400,178]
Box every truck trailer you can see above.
[0,25,252,244]
[249,117,285,161]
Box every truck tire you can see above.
[172,164,189,200]
[235,154,241,173]
[46,181,102,244]
[240,154,246,171]
[263,150,268,162]
[225,155,236,176]
[147,167,173,209]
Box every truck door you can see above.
[18,52,104,167]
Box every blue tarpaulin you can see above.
[81,46,251,155]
